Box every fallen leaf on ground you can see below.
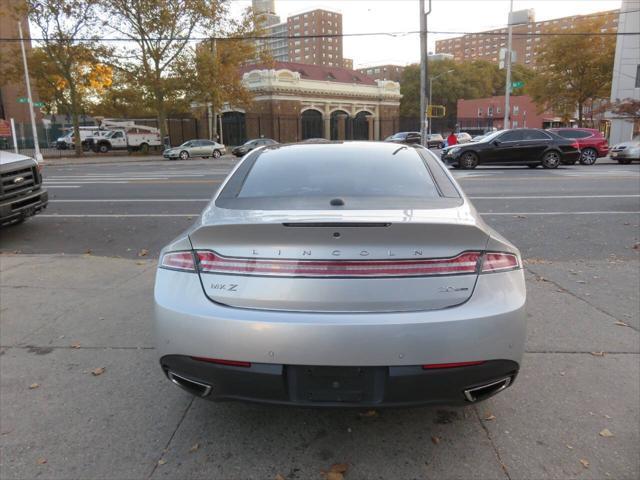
[275,474,286,480]
[189,443,199,452]
[330,463,349,474]
[158,458,167,465]
[431,436,440,445]
[358,409,378,418]
[579,459,590,469]
[84,249,92,255]
[29,383,39,389]
[91,367,106,376]
[614,320,630,327]
[515,215,527,219]
[599,428,614,437]
[484,414,497,421]
[576,280,587,284]
[559,371,566,376]
[36,457,47,465]
[632,243,640,251]
[138,249,149,257]
[590,352,606,357]
[566,444,573,450]
[71,341,81,349]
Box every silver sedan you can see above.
[154,142,526,407]
[163,139,226,160]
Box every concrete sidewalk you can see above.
[1,254,638,479]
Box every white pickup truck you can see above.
[85,120,162,153]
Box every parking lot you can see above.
[1,157,639,479]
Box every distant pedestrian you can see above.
[446,131,458,147]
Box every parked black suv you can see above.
[0,152,48,225]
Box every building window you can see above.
[512,120,518,128]
[513,105,519,114]
[636,64,640,88]
[488,106,493,116]
[477,107,483,116]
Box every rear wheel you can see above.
[179,150,189,160]
[459,151,478,169]
[139,143,149,154]
[580,148,598,165]
[213,149,222,158]
[541,151,560,169]
[98,143,109,154]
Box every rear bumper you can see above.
[160,355,519,406]
[154,268,526,405]
[0,188,48,224]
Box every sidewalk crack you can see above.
[474,405,512,480]
[147,396,194,479]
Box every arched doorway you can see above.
[301,109,323,140]
[353,111,372,140]
[221,111,246,146]
[330,110,351,140]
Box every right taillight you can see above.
[481,252,520,273]
[160,251,196,272]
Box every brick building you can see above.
[253,1,353,68]
[435,9,619,68]
[357,65,405,83]
[213,61,401,145]
[0,0,40,124]
[457,95,564,131]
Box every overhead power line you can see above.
[0,29,638,43]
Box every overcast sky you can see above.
[230,0,623,68]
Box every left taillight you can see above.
[160,251,196,272]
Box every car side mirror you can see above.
[493,140,501,146]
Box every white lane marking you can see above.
[39,211,640,218]
[48,195,640,202]
[45,186,81,189]
[470,195,640,199]
[50,199,210,202]
[481,211,640,216]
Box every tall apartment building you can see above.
[252,1,352,68]
[435,9,619,68]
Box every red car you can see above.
[547,128,609,165]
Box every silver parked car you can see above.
[154,142,526,407]
[163,139,226,160]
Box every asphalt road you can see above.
[1,155,639,479]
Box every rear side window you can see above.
[500,130,524,142]
[522,130,551,140]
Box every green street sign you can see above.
[17,97,29,103]
[511,81,524,89]
[33,102,45,108]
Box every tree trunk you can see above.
[577,101,584,128]
[69,84,83,157]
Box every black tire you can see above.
[541,150,561,169]
[459,151,478,169]
[179,150,189,160]
[580,148,598,165]
[98,143,109,154]
[213,149,221,158]
[527,164,538,169]
[139,143,149,154]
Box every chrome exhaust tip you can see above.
[464,376,512,402]
[167,371,212,397]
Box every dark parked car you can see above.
[547,128,609,165]
[231,138,278,157]
[441,128,580,169]
[385,131,422,145]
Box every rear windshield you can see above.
[217,143,457,210]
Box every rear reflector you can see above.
[160,251,196,271]
[481,252,520,273]
[190,356,251,368]
[422,361,485,370]
[196,251,482,278]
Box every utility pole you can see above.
[18,22,42,162]
[419,0,431,146]
[503,0,514,130]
